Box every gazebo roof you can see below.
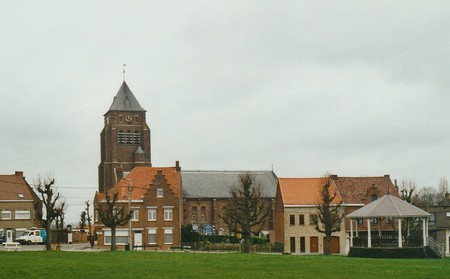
[347,194,431,218]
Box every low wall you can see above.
[349,247,432,258]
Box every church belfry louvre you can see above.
[98,81,151,193]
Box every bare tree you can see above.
[79,211,87,230]
[312,176,344,255]
[85,200,94,248]
[34,175,65,251]
[220,173,269,253]
[96,192,132,251]
[399,178,417,204]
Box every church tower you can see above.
[98,81,151,193]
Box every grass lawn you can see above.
[0,251,449,278]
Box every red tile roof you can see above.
[331,175,398,205]
[0,173,36,201]
[279,178,342,206]
[96,167,181,201]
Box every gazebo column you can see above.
[398,218,402,248]
[350,219,353,247]
[367,219,371,248]
[422,217,427,246]
[355,219,359,237]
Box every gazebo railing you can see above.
[427,236,446,258]
[353,235,423,248]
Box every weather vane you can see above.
[123,64,126,81]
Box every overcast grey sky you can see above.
[1,1,450,223]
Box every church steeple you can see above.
[108,81,146,112]
[98,82,152,193]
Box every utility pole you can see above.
[127,179,133,251]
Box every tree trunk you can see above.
[45,221,52,251]
[243,234,251,253]
[110,226,116,251]
[324,234,331,255]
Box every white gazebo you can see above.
[347,194,431,248]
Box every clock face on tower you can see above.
[125,115,132,123]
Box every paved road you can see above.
[1,242,107,252]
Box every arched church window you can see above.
[126,130,132,144]
[201,206,206,223]
[191,207,197,224]
[133,131,140,144]
[118,130,125,144]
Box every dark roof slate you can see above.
[107,81,146,112]
[181,170,278,198]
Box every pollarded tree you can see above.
[312,176,344,255]
[96,192,132,251]
[34,175,65,251]
[221,173,269,253]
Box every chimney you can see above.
[330,174,338,180]
[15,171,23,177]
[175,161,181,172]
[384,174,390,179]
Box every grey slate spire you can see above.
[108,81,146,112]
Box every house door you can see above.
[310,236,318,253]
[134,231,143,250]
[323,236,340,254]
[6,229,13,243]
[290,237,296,253]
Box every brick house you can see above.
[418,194,450,255]
[275,177,346,254]
[331,175,399,243]
[0,171,42,242]
[181,170,278,238]
[94,164,182,250]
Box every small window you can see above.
[310,214,318,225]
[148,208,157,221]
[371,194,377,202]
[119,115,123,122]
[446,212,450,218]
[131,208,139,221]
[385,217,393,224]
[429,213,436,225]
[371,218,378,224]
[18,193,25,198]
[148,228,157,244]
[299,214,305,225]
[290,215,295,225]
[164,228,173,244]
[157,188,163,198]
[357,218,363,225]
[164,208,173,221]
[15,210,31,220]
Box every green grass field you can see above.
[0,251,448,278]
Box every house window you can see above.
[429,213,436,225]
[357,218,363,225]
[148,207,157,221]
[157,188,163,198]
[148,228,157,244]
[2,210,11,220]
[201,206,206,223]
[191,207,197,224]
[15,210,31,220]
[371,218,378,224]
[164,208,173,221]
[164,228,173,244]
[300,237,306,253]
[104,230,128,245]
[299,214,305,225]
[446,212,450,218]
[310,214,318,225]
[371,194,377,202]
[290,215,295,225]
[131,208,139,221]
